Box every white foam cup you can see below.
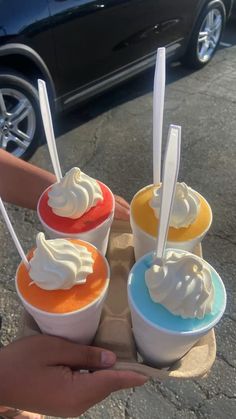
[16,242,110,344]
[130,186,212,261]
[128,250,226,367]
[37,185,115,256]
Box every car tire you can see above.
[183,0,226,69]
[0,69,43,160]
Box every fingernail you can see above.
[101,350,116,366]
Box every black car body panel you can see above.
[0,1,55,74]
[48,0,187,93]
[0,0,234,110]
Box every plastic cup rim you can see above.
[127,248,227,336]
[15,239,110,318]
[130,184,213,243]
[37,182,115,237]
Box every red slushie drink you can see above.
[37,167,114,255]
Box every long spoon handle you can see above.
[0,197,30,270]
[153,47,166,185]
[38,79,62,182]
[154,124,181,265]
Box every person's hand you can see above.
[0,335,147,417]
[114,195,130,221]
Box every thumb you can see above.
[92,369,148,392]
[73,369,148,409]
[114,195,130,221]
[114,195,130,210]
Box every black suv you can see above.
[0,0,233,159]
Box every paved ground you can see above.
[0,19,236,419]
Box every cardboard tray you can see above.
[21,220,216,381]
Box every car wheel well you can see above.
[0,53,55,109]
[222,0,233,16]
[197,0,226,22]
[182,0,226,69]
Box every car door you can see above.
[48,0,197,99]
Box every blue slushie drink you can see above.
[128,249,226,367]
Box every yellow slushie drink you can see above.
[131,182,212,260]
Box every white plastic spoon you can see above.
[153,47,166,186]
[153,124,181,266]
[0,197,30,270]
[38,79,62,182]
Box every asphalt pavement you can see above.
[0,19,236,419]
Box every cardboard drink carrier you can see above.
[21,220,216,380]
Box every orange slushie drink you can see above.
[131,182,212,260]
[16,233,110,344]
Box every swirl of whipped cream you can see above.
[48,167,103,219]
[29,233,94,290]
[150,182,200,228]
[145,251,214,319]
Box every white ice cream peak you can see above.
[29,233,94,290]
[150,182,200,228]
[48,167,103,219]
[145,251,214,319]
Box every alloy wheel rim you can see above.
[0,88,36,157]
[197,9,222,63]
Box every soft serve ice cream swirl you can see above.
[29,233,94,290]
[150,182,200,228]
[145,251,214,319]
[48,167,103,219]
